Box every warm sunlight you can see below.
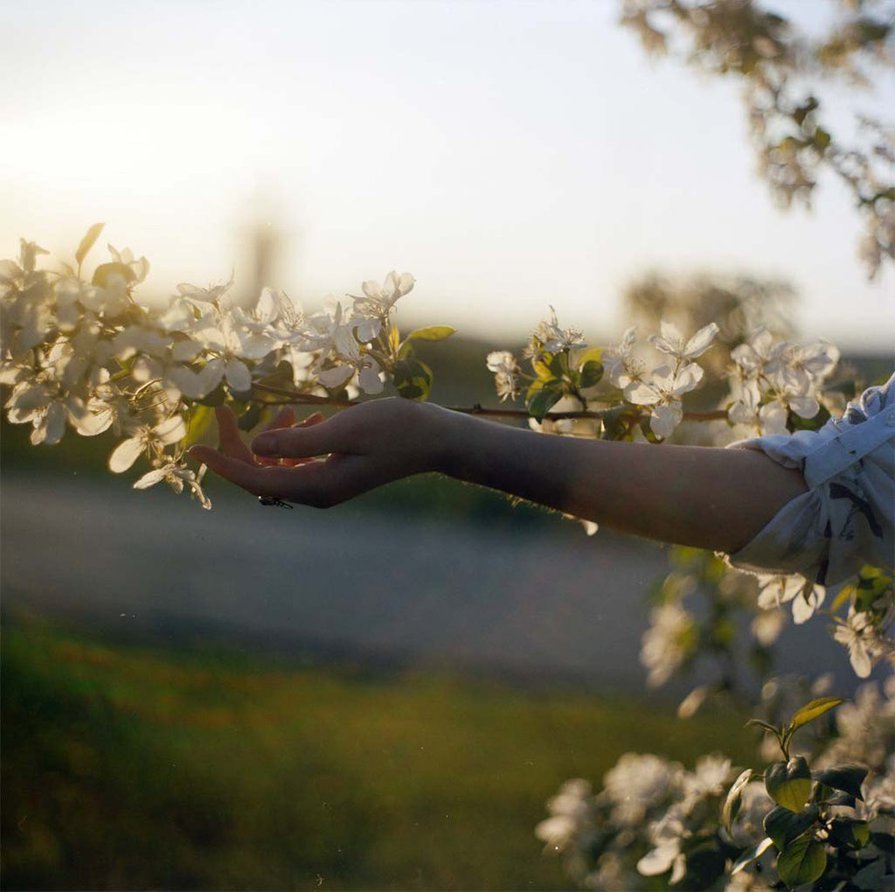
[3,1,893,346]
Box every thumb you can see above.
[252,416,342,458]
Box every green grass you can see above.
[1,614,753,890]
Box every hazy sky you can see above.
[2,0,893,350]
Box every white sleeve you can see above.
[726,373,895,586]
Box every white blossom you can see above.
[352,271,415,323]
[486,350,521,402]
[602,753,682,824]
[108,414,188,473]
[728,329,839,435]
[531,307,585,353]
[637,809,688,883]
[603,326,639,389]
[535,778,595,854]
[649,320,719,361]
[626,362,704,438]
[133,459,210,509]
[755,573,825,624]
[833,607,882,677]
[641,603,695,686]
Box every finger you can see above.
[252,415,347,459]
[265,407,297,431]
[274,412,328,466]
[192,445,360,507]
[255,411,328,466]
[255,407,299,466]
[299,412,325,427]
[190,446,306,499]
[215,406,254,463]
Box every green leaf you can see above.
[872,831,895,855]
[766,757,812,813]
[813,764,867,802]
[830,582,856,613]
[237,402,264,432]
[395,382,424,399]
[638,416,661,443]
[853,857,887,891]
[256,360,299,390]
[730,837,773,876]
[388,323,401,354]
[196,384,227,407]
[681,839,727,888]
[746,718,781,737]
[531,357,555,382]
[393,357,432,401]
[601,406,640,441]
[787,404,831,432]
[789,697,844,734]
[576,346,603,367]
[405,325,455,343]
[527,387,562,423]
[578,360,604,389]
[776,833,827,889]
[546,351,566,377]
[821,789,856,809]
[181,404,215,448]
[854,566,893,611]
[722,768,754,832]
[828,817,870,850]
[763,804,818,851]
[75,222,105,268]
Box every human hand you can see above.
[189,398,455,508]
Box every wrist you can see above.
[420,403,467,476]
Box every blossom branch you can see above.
[251,382,729,422]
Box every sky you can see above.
[2,0,894,351]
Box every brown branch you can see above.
[252,382,730,423]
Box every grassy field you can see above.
[1,613,754,891]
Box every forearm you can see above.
[435,410,807,553]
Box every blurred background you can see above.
[2,1,894,889]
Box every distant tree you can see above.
[623,272,796,379]
[621,0,895,277]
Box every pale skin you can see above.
[189,399,807,555]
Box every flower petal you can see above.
[650,402,682,439]
[109,436,145,473]
[133,467,167,489]
[683,322,719,358]
[224,358,252,393]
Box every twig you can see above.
[251,382,729,422]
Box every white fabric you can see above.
[728,373,895,585]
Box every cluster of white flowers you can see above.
[541,677,895,890]
[640,602,696,687]
[530,306,586,355]
[484,350,520,402]
[505,318,841,441]
[819,676,895,772]
[727,328,839,435]
[637,755,734,884]
[752,568,894,678]
[621,321,719,438]
[832,602,895,679]
[597,320,719,438]
[1,230,418,508]
[488,312,721,442]
[536,752,737,889]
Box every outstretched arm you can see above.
[190,399,806,554]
